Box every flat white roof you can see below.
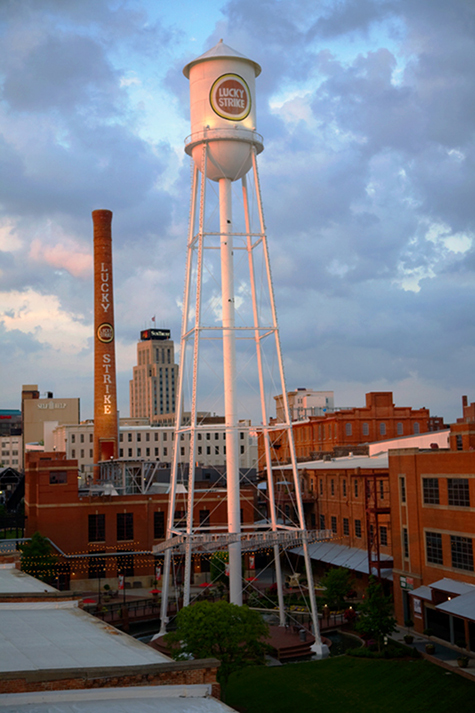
[0,685,237,712]
[278,453,388,471]
[0,606,170,673]
[0,565,57,594]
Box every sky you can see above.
[1,0,474,425]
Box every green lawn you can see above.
[226,657,474,713]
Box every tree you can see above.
[19,531,58,583]
[356,576,396,651]
[321,567,353,611]
[166,600,269,685]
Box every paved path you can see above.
[391,626,475,679]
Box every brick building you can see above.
[259,392,436,468]
[24,452,256,590]
[389,396,475,650]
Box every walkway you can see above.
[391,626,475,680]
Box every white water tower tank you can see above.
[183,39,264,182]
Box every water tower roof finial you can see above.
[183,39,261,78]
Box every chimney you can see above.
[92,210,118,478]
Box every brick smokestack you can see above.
[92,210,118,477]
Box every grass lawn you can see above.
[226,657,474,713]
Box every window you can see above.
[456,435,463,450]
[343,479,347,497]
[174,510,185,527]
[240,445,244,454]
[426,531,443,565]
[71,449,76,458]
[206,446,210,455]
[451,536,474,571]
[80,449,84,458]
[343,518,349,536]
[146,447,150,457]
[128,433,132,442]
[155,447,159,457]
[423,478,440,505]
[319,514,325,530]
[379,480,384,500]
[403,528,409,559]
[380,526,388,547]
[117,513,133,541]
[331,516,337,534]
[154,511,165,539]
[163,447,167,456]
[155,432,159,441]
[163,432,167,441]
[88,514,105,542]
[80,434,84,443]
[128,448,132,457]
[146,433,150,441]
[198,446,202,455]
[448,478,470,507]
[197,433,202,440]
[200,509,210,526]
[137,433,141,442]
[71,434,76,444]
[319,479,323,495]
[119,448,123,457]
[89,449,93,458]
[354,480,359,498]
[117,554,134,577]
[413,422,420,434]
[120,433,123,442]
[206,433,210,440]
[49,471,67,484]
[137,448,141,457]
[240,432,244,440]
[380,422,386,436]
[345,423,352,436]
[400,476,406,504]
[89,434,93,443]
[362,422,369,436]
[331,479,334,496]
[181,447,185,456]
[88,552,105,580]
[355,519,362,538]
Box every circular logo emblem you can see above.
[97,323,114,343]
[210,73,251,121]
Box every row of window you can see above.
[119,431,245,443]
[71,449,92,459]
[117,444,246,458]
[425,532,474,571]
[89,513,134,542]
[88,510,213,544]
[319,478,386,500]
[71,433,93,444]
[317,514,388,543]
[399,476,472,508]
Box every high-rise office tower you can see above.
[129,329,179,422]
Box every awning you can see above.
[436,589,475,622]
[408,585,432,601]
[291,541,393,579]
[429,578,475,597]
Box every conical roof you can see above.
[183,39,261,78]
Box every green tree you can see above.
[166,600,269,686]
[210,551,229,585]
[356,576,396,651]
[321,567,353,611]
[19,531,58,583]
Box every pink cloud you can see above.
[29,238,92,278]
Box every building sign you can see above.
[210,73,251,121]
[413,597,422,618]
[400,575,414,590]
[141,329,170,341]
[37,402,67,410]
[100,262,111,314]
[97,323,114,344]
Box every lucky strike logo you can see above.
[210,74,251,121]
[97,323,114,343]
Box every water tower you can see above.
[155,41,328,656]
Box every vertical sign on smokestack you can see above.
[92,209,118,477]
